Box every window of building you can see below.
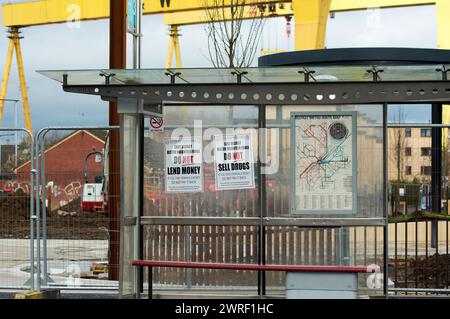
[405,147,412,156]
[405,128,411,137]
[421,166,432,175]
[405,166,412,175]
[421,147,432,156]
[421,128,431,137]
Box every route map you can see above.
[293,114,355,213]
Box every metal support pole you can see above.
[29,136,35,291]
[109,0,126,281]
[32,128,49,289]
[132,0,142,69]
[138,0,142,69]
[138,115,144,295]
[258,104,266,298]
[39,131,50,285]
[148,266,152,300]
[431,103,442,248]
[35,131,42,291]
[118,111,142,298]
[383,103,389,298]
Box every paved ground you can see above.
[0,239,111,288]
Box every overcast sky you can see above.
[0,2,439,133]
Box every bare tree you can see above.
[389,107,410,214]
[203,0,265,68]
[389,107,408,183]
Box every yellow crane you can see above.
[163,0,450,67]
[1,0,450,132]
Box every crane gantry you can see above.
[1,0,450,132]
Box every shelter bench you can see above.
[131,260,380,299]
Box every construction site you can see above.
[0,0,450,304]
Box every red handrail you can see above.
[132,260,379,273]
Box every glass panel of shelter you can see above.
[38,64,449,85]
[142,102,386,297]
[142,104,261,291]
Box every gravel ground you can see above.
[0,194,110,240]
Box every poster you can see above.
[165,138,203,193]
[291,112,356,214]
[214,134,255,190]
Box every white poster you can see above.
[214,134,255,190]
[165,138,203,193]
[292,113,356,214]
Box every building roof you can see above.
[15,130,105,173]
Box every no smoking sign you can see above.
[149,116,164,132]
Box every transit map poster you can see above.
[165,138,203,193]
[291,112,357,215]
[214,134,255,190]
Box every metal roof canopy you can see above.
[39,48,450,107]
[259,47,450,66]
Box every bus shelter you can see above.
[39,48,450,298]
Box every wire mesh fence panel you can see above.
[36,128,119,289]
[387,125,450,295]
[0,129,32,289]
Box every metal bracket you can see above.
[124,216,138,226]
[165,71,182,84]
[99,73,116,85]
[436,65,450,81]
[142,103,163,116]
[231,71,249,84]
[298,70,316,82]
[366,66,384,82]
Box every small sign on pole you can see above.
[214,134,255,191]
[149,116,164,132]
[127,0,137,34]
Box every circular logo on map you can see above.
[329,122,348,140]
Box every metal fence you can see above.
[0,128,34,289]
[387,183,450,295]
[35,127,119,290]
[387,123,450,296]
[0,126,120,291]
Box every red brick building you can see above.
[15,130,105,210]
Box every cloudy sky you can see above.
[0,2,439,132]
